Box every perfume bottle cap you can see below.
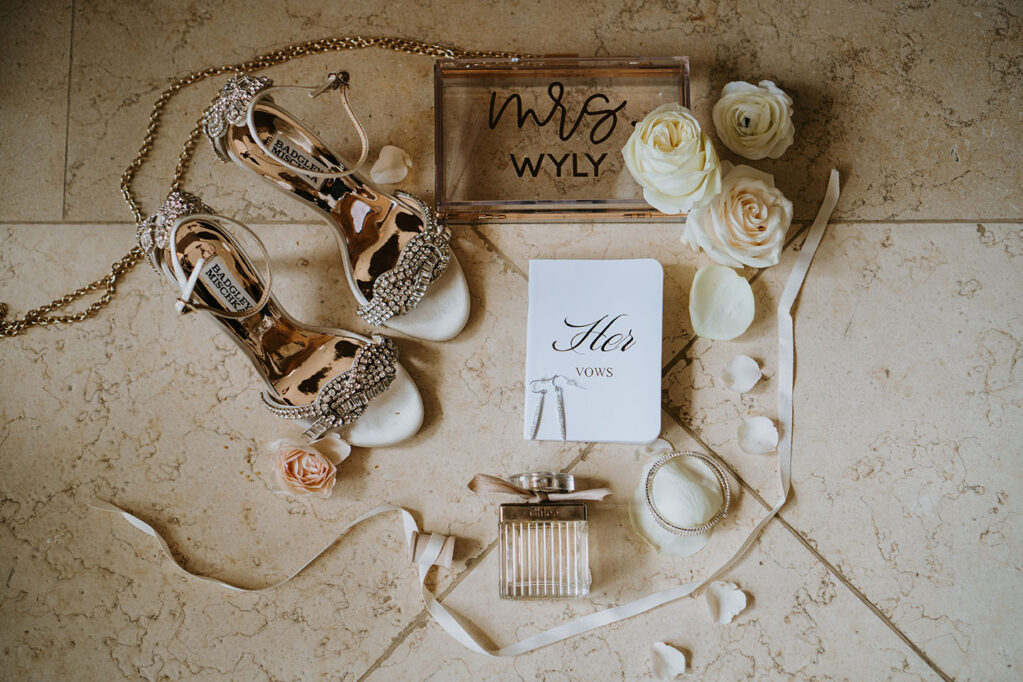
[508,471,575,494]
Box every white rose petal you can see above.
[721,355,762,393]
[622,103,722,215]
[651,642,687,679]
[689,265,755,340]
[370,145,412,184]
[308,433,352,465]
[712,80,794,160]
[706,581,748,624]
[682,162,793,269]
[737,416,778,454]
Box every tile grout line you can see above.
[472,218,813,385]
[468,215,1009,389]
[663,408,774,510]
[60,0,76,220]
[358,401,954,680]
[809,217,1020,224]
[772,513,952,682]
[662,407,952,682]
[2,218,1021,228]
[357,531,500,680]
[657,214,951,680]
[661,220,814,379]
[357,442,599,680]
[652,215,954,675]
[469,226,528,280]
[25,206,972,676]
[437,226,951,678]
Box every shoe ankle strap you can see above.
[202,72,369,179]
[141,191,274,319]
[166,211,274,318]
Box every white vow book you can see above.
[524,259,663,443]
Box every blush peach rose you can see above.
[267,434,351,498]
[681,162,793,268]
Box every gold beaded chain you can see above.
[0,36,524,337]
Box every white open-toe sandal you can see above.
[201,73,470,342]
[137,191,424,447]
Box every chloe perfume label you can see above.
[197,256,255,313]
[524,259,663,443]
[267,132,327,190]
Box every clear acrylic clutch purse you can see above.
[434,56,690,222]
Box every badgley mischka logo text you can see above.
[199,259,254,313]
[268,133,327,189]
[551,313,635,380]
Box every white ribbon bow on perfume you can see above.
[94,170,840,659]
[467,473,613,503]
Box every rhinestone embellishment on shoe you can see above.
[261,335,399,441]
[358,191,452,326]
[202,74,272,162]
[137,191,215,270]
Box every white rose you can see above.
[622,103,722,215]
[682,162,793,268]
[711,80,794,160]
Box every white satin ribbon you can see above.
[92,169,841,657]
[89,500,454,591]
[421,169,841,656]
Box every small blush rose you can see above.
[712,80,794,160]
[622,103,722,215]
[682,162,793,268]
[267,434,351,499]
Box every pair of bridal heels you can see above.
[138,73,467,448]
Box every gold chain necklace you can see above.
[0,36,523,337]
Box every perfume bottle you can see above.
[498,472,590,599]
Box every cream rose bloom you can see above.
[712,80,794,160]
[267,434,351,498]
[622,103,722,215]
[682,162,793,268]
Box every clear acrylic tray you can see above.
[434,57,690,222]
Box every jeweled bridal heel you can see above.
[201,72,470,342]
[137,191,424,447]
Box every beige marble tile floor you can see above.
[1,1,1021,680]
